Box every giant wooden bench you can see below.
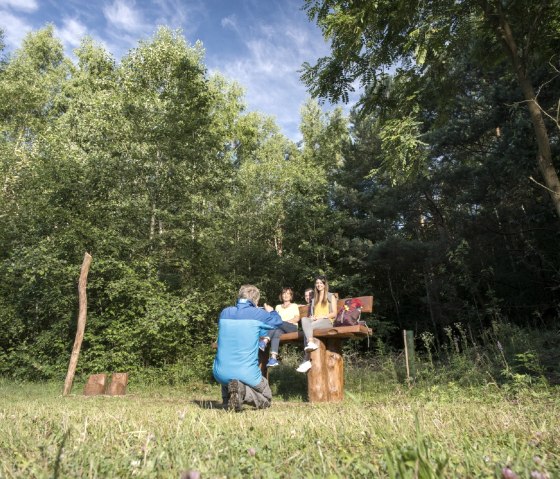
[260,296,373,403]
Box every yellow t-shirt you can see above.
[275,303,300,323]
[313,300,329,318]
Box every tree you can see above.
[301,0,560,217]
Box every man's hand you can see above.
[263,303,274,312]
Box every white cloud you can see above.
[210,12,333,140]
[103,0,145,33]
[56,17,88,48]
[150,0,205,40]
[0,10,33,49]
[153,0,201,26]
[0,0,37,12]
[221,14,238,32]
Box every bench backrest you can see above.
[297,295,374,317]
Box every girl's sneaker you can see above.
[258,338,269,351]
[266,358,279,367]
[296,360,312,373]
[304,341,318,352]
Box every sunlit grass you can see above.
[0,372,558,478]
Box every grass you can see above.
[0,362,558,479]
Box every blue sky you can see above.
[0,0,347,141]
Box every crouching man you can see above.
[213,284,282,411]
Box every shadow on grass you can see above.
[191,399,227,409]
[269,365,308,402]
[53,428,70,479]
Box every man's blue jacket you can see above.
[213,299,282,387]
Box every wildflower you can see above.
[247,448,256,457]
[502,467,519,479]
[497,341,503,352]
[180,470,201,479]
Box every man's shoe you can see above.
[258,339,269,351]
[267,358,279,368]
[227,379,244,412]
[296,360,312,373]
[304,341,318,352]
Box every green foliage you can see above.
[1,13,560,385]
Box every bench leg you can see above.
[258,347,269,380]
[326,338,344,402]
[307,338,344,402]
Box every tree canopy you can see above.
[0,18,559,381]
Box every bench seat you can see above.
[279,324,372,343]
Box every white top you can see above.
[275,303,300,324]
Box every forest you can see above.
[1,0,559,386]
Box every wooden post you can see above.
[63,252,93,396]
[403,330,416,383]
[406,330,416,379]
[326,338,344,402]
[307,339,329,402]
[403,330,410,382]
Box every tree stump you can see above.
[308,340,330,402]
[307,338,344,402]
[83,374,107,396]
[107,373,128,396]
[325,338,344,402]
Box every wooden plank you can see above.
[279,324,372,343]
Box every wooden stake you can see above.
[63,252,93,396]
[406,330,416,379]
[403,330,410,382]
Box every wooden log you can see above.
[83,373,107,396]
[258,347,269,379]
[63,252,93,396]
[325,338,344,402]
[307,339,329,402]
[107,373,128,396]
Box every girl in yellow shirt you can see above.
[297,275,337,373]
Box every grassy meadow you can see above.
[1,360,558,479]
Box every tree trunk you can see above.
[484,1,560,218]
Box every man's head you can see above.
[304,288,313,304]
[238,284,260,305]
